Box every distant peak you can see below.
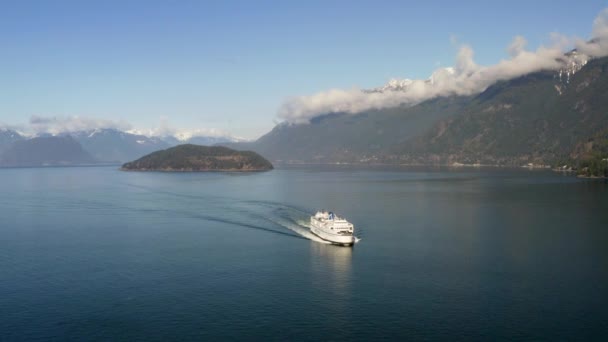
[366,78,414,93]
[365,67,456,94]
[556,49,590,84]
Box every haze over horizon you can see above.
[1,1,607,140]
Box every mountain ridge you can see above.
[0,129,24,155]
[395,56,608,166]
[228,56,608,167]
[0,136,96,167]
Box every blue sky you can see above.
[1,0,606,139]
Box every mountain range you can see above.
[229,55,608,168]
[0,136,95,167]
[0,128,23,155]
[2,52,607,170]
[0,129,242,167]
[398,56,608,165]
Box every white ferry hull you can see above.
[310,221,355,246]
[310,223,355,246]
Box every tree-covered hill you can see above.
[233,95,471,163]
[121,144,273,171]
[398,56,608,166]
[232,56,608,168]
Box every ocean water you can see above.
[1,166,607,340]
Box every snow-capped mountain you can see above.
[365,67,456,94]
[161,132,246,147]
[557,50,589,84]
[172,135,245,146]
[367,78,414,93]
[366,47,594,96]
[67,128,170,163]
[64,128,246,162]
[2,126,246,164]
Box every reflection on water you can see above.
[310,243,353,293]
[309,243,353,329]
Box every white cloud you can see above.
[278,8,608,124]
[3,115,239,140]
[143,116,174,137]
[172,128,236,141]
[130,117,238,140]
[507,36,527,57]
[593,8,608,39]
[277,42,562,123]
[576,8,608,57]
[28,115,132,135]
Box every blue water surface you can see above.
[1,166,607,340]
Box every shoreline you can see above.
[119,167,272,173]
[272,161,553,170]
[577,174,608,179]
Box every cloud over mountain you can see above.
[29,116,132,135]
[2,115,241,141]
[576,8,608,56]
[127,117,241,141]
[278,8,608,124]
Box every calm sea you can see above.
[1,166,607,340]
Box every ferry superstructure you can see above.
[310,211,355,246]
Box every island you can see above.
[120,144,273,172]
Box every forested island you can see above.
[121,144,273,172]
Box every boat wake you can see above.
[283,218,331,244]
[256,206,331,244]
[122,182,361,245]
[227,202,363,245]
[233,204,362,245]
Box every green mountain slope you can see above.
[569,128,608,177]
[236,56,608,167]
[398,56,608,165]
[240,96,471,163]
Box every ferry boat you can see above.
[310,210,355,246]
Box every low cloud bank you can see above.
[278,8,608,124]
[129,117,239,141]
[2,115,239,140]
[29,115,132,135]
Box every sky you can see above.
[1,0,607,139]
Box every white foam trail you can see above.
[253,204,362,245]
[292,219,331,244]
[265,215,331,244]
